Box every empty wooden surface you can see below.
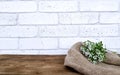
[0,55,82,75]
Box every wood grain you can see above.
[0,55,82,75]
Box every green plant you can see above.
[80,40,107,64]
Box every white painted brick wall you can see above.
[0,14,17,25]
[0,1,37,12]
[39,25,79,37]
[59,38,99,49]
[0,26,38,37]
[79,25,119,36]
[100,13,120,23]
[59,13,99,24]
[59,37,120,49]
[18,13,58,25]
[19,38,58,49]
[39,1,78,12]
[0,0,120,55]
[0,38,18,49]
[79,0,119,11]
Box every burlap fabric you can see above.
[104,51,120,65]
[64,42,120,75]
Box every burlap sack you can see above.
[64,42,120,75]
[104,51,120,65]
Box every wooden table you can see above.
[0,55,82,75]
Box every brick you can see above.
[0,38,18,49]
[0,1,36,12]
[19,38,58,49]
[39,1,78,12]
[79,25,118,36]
[18,50,40,55]
[0,26,37,37]
[59,13,98,24]
[39,25,79,37]
[59,38,99,49]
[19,13,58,24]
[39,50,67,55]
[107,49,120,54]
[60,37,120,50]
[0,14,17,25]
[0,50,68,55]
[100,37,120,49]
[0,50,40,55]
[100,13,120,23]
[79,0,119,11]
[114,49,120,54]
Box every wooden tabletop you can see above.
[0,55,82,75]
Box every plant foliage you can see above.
[80,40,107,64]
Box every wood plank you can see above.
[0,55,82,75]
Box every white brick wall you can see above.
[39,1,78,12]
[59,13,98,24]
[79,0,119,11]
[0,1,37,12]
[0,0,120,55]
[18,13,58,25]
[79,25,119,36]
[0,26,38,37]
[0,38,18,49]
[59,38,99,49]
[100,13,120,23]
[39,25,79,37]
[0,14,17,25]
[19,38,58,49]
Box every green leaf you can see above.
[80,40,107,64]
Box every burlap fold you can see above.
[64,42,120,75]
[104,51,120,65]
